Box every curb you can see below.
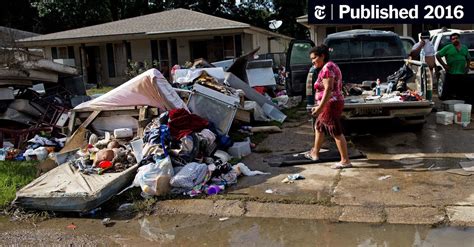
[153,199,474,227]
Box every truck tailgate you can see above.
[343,99,433,120]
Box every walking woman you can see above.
[304,45,352,169]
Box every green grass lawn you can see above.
[0,161,38,208]
[86,86,115,96]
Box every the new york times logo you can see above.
[314,5,326,20]
[309,0,470,24]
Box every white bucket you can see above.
[453,104,472,125]
[442,100,465,112]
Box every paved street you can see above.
[153,101,474,227]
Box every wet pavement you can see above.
[3,99,474,244]
[1,214,474,246]
[225,100,474,226]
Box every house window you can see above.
[150,40,158,62]
[223,36,235,58]
[125,42,132,61]
[51,46,75,59]
[58,47,68,59]
[51,47,58,59]
[67,46,75,59]
[106,43,116,78]
[235,35,242,57]
[105,43,131,78]
[150,39,170,78]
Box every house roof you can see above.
[17,8,252,44]
[1,26,39,46]
[296,15,308,24]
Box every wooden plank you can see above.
[137,107,148,138]
[251,126,282,133]
[79,110,101,129]
[62,110,100,152]
[76,110,140,119]
[67,111,76,136]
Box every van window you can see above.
[327,36,404,59]
[361,37,404,57]
[462,33,474,58]
[328,39,351,59]
[438,35,451,51]
[289,42,313,65]
[438,33,474,53]
[462,33,474,49]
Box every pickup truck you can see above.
[285,29,433,124]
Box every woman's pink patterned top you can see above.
[314,61,344,104]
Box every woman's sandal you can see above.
[331,162,353,169]
[304,152,319,161]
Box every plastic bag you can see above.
[134,156,174,196]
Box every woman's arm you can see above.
[312,77,333,116]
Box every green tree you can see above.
[32,0,113,33]
[271,0,308,39]
[0,0,39,33]
[27,0,306,38]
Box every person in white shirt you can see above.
[410,31,436,70]
[410,31,436,94]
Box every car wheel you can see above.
[285,82,295,96]
[400,117,426,131]
[437,70,448,100]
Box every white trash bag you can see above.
[133,156,174,197]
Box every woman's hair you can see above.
[309,44,330,63]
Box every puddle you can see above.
[1,215,474,246]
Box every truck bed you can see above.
[343,94,433,120]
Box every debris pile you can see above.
[13,48,305,212]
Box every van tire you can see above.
[285,82,296,96]
[437,70,448,100]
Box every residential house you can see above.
[17,8,292,85]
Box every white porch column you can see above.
[313,26,318,44]
[403,24,408,37]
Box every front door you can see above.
[190,40,208,61]
[85,46,101,85]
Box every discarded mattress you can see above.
[14,163,138,212]
[74,68,187,111]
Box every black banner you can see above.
[308,0,474,24]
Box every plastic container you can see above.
[453,104,472,125]
[375,78,381,96]
[436,111,454,125]
[114,128,133,138]
[442,100,465,112]
[0,148,6,161]
[227,138,251,159]
[206,185,224,195]
[130,139,144,163]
